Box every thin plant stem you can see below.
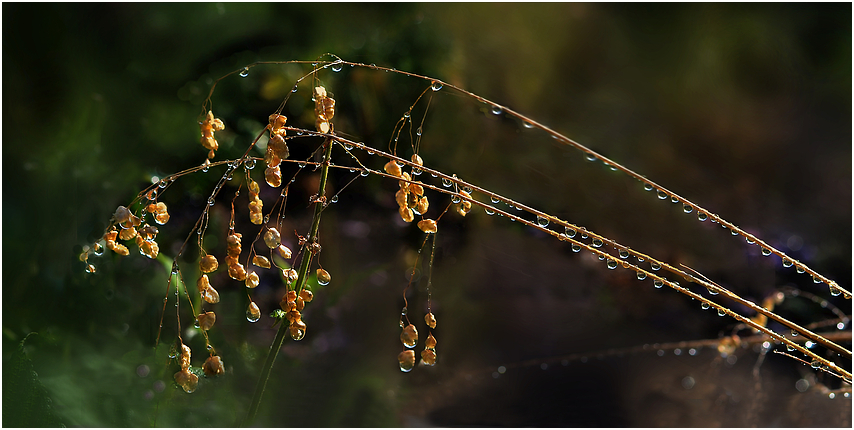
[243,137,333,426]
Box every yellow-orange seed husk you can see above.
[203,355,225,377]
[424,312,437,329]
[200,255,219,273]
[417,219,437,234]
[197,311,216,331]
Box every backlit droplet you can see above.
[829,285,841,296]
[398,350,415,372]
[795,264,805,274]
[523,121,533,129]
[619,249,629,259]
[431,81,442,91]
[491,105,502,115]
[565,226,576,238]
[786,344,795,352]
[683,204,693,213]
[657,190,668,200]
[591,239,603,248]
[331,62,343,72]
[782,259,793,268]
[706,287,718,296]
[537,216,549,227]
[745,237,755,244]
[245,159,256,169]
[701,302,710,310]
[607,259,618,269]
[810,360,821,369]
[585,153,596,162]
[85,264,96,274]
[442,178,452,187]
[636,271,647,280]
[246,302,261,322]
[239,67,249,78]
[491,196,500,204]
[717,309,726,317]
[761,248,771,256]
[813,275,822,284]
[331,195,339,203]
[651,262,661,271]
[644,183,654,191]
[485,208,495,215]
[571,244,581,253]
[654,280,663,288]
[697,212,708,221]
[805,341,815,349]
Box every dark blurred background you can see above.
[3,3,851,427]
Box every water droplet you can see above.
[810,360,821,369]
[670,196,679,204]
[537,216,549,227]
[701,302,710,310]
[85,264,96,273]
[805,340,815,349]
[782,259,793,268]
[717,309,726,317]
[607,259,618,269]
[644,183,654,191]
[207,197,215,206]
[565,227,576,238]
[618,249,629,259]
[745,237,755,244]
[442,178,453,187]
[239,67,250,78]
[522,121,533,129]
[167,345,178,359]
[331,195,339,203]
[416,126,423,137]
[683,204,693,214]
[651,262,661,271]
[245,159,256,169]
[657,190,668,200]
[193,319,201,329]
[731,229,739,236]
[706,287,719,296]
[786,344,795,352]
[580,229,588,239]
[813,275,822,285]
[838,321,847,330]
[412,167,422,176]
[828,392,836,399]
[451,195,461,204]
[331,62,343,72]
[485,208,495,215]
[430,81,442,91]
[791,330,799,337]
[585,153,597,162]
[290,329,305,341]
[360,169,369,177]
[597,254,606,261]
[591,238,603,248]
[571,244,581,253]
[829,285,841,296]
[246,302,261,323]
[761,248,771,256]
[654,280,663,288]
[636,271,647,280]
[795,264,805,274]
[491,105,502,115]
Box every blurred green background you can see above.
[3,3,850,427]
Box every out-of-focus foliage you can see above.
[3,3,850,427]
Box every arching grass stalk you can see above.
[243,136,333,427]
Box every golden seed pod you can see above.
[398,350,416,373]
[118,226,137,241]
[111,243,130,256]
[420,348,437,366]
[289,319,306,341]
[424,312,437,329]
[263,228,281,249]
[197,274,211,292]
[248,179,261,196]
[299,289,313,303]
[286,309,301,323]
[228,262,247,281]
[200,255,219,273]
[154,211,170,225]
[319,97,335,121]
[399,171,411,189]
[425,333,437,349]
[267,133,289,162]
[395,188,408,208]
[316,268,331,285]
[269,114,288,134]
[414,196,429,215]
[179,344,192,369]
[139,240,160,259]
[400,324,418,348]
[226,233,242,257]
[174,368,199,393]
[252,255,271,269]
[399,206,414,223]
[296,297,305,311]
[114,206,132,224]
[203,355,225,377]
[314,86,327,99]
[245,271,260,288]
[104,229,118,243]
[284,268,298,283]
[411,153,423,166]
[284,300,296,311]
[409,183,424,197]
[286,290,298,302]
[201,285,220,304]
[277,245,292,259]
[249,210,263,225]
[384,160,403,178]
[417,219,437,234]
[197,311,216,331]
[265,165,282,188]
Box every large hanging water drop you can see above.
[239,67,250,78]
[331,62,344,72]
[246,302,261,323]
[431,81,442,91]
[537,216,549,227]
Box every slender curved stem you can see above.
[243,137,333,426]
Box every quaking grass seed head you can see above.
[203,355,225,377]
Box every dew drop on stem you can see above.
[657,190,668,200]
[536,216,549,227]
[431,81,442,91]
[491,105,502,115]
[331,62,343,72]
[239,67,250,78]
